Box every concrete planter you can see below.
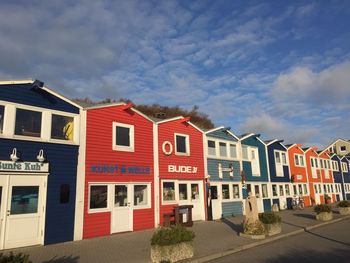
[264,223,282,236]
[316,212,333,221]
[339,207,350,215]
[151,241,194,263]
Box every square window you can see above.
[113,122,134,152]
[163,182,175,201]
[175,134,189,155]
[134,185,148,206]
[219,142,227,157]
[0,105,4,134]
[230,144,237,159]
[340,146,346,152]
[15,108,42,137]
[222,184,230,199]
[208,140,216,156]
[89,185,108,210]
[51,114,74,141]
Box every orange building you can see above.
[304,147,324,205]
[287,144,311,206]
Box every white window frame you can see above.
[250,147,260,176]
[162,180,177,204]
[332,160,339,172]
[342,163,348,173]
[174,133,190,156]
[294,154,305,167]
[88,184,110,213]
[133,184,151,209]
[207,140,216,156]
[112,122,135,152]
[206,138,239,161]
[219,141,228,158]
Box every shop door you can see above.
[315,184,321,204]
[3,175,46,249]
[210,184,221,220]
[111,184,133,233]
[190,183,204,221]
[254,185,264,213]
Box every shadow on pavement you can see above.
[305,230,350,247]
[220,218,243,235]
[260,247,350,263]
[42,255,80,263]
[292,213,315,220]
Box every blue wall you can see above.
[241,136,269,182]
[207,128,237,142]
[207,159,240,182]
[342,159,350,183]
[267,142,290,183]
[0,138,78,244]
[0,83,79,114]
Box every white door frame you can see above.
[111,183,133,233]
[0,173,47,250]
[209,183,221,220]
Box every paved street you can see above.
[210,218,350,263]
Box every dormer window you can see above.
[15,108,42,138]
[51,114,74,141]
[207,140,216,156]
[175,133,189,155]
[113,122,134,152]
[219,142,227,157]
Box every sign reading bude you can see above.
[0,161,49,173]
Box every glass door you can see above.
[111,184,133,233]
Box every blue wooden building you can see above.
[341,156,350,200]
[205,127,242,219]
[239,133,271,212]
[331,154,345,201]
[265,140,294,210]
[0,79,81,249]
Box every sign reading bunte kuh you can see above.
[0,161,49,173]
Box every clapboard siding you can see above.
[267,142,290,182]
[0,138,78,244]
[221,201,242,217]
[0,83,78,114]
[241,136,269,182]
[207,128,238,142]
[207,159,240,181]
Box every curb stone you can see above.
[186,215,350,263]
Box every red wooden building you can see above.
[82,103,155,239]
[304,147,324,205]
[287,144,311,206]
[156,117,206,225]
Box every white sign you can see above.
[296,174,303,180]
[0,161,49,173]
[168,165,198,174]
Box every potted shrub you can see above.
[324,194,332,204]
[337,200,350,215]
[150,225,195,263]
[259,212,282,236]
[0,252,32,263]
[314,204,333,221]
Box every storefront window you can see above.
[262,184,268,198]
[323,185,327,193]
[279,185,284,196]
[222,184,230,199]
[293,185,297,195]
[191,184,199,200]
[285,184,290,196]
[246,184,251,194]
[0,105,4,134]
[318,184,322,193]
[233,184,239,199]
[51,114,74,141]
[254,185,260,198]
[179,184,188,200]
[272,185,277,197]
[219,142,227,157]
[15,108,42,137]
[314,184,318,194]
[134,185,148,206]
[299,184,303,195]
[303,184,308,195]
[208,140,216,156]
[90,185,108,209]
[163,182,175,201]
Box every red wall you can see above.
[83,105,154,239]
[318,152,334,184]
[157,118,205,224]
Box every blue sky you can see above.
[1,0,349,148]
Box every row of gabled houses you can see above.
[0,79,349,250]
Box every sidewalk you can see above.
[10,206,350,263]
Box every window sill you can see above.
[112,146,134,152]
[88,208,110,214]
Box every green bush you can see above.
[0,252,32,263]
[314,204,331,214]
[338,200,350,207]
[151,225,195,246]
[259,212,281,224]
[324,194,331,201]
